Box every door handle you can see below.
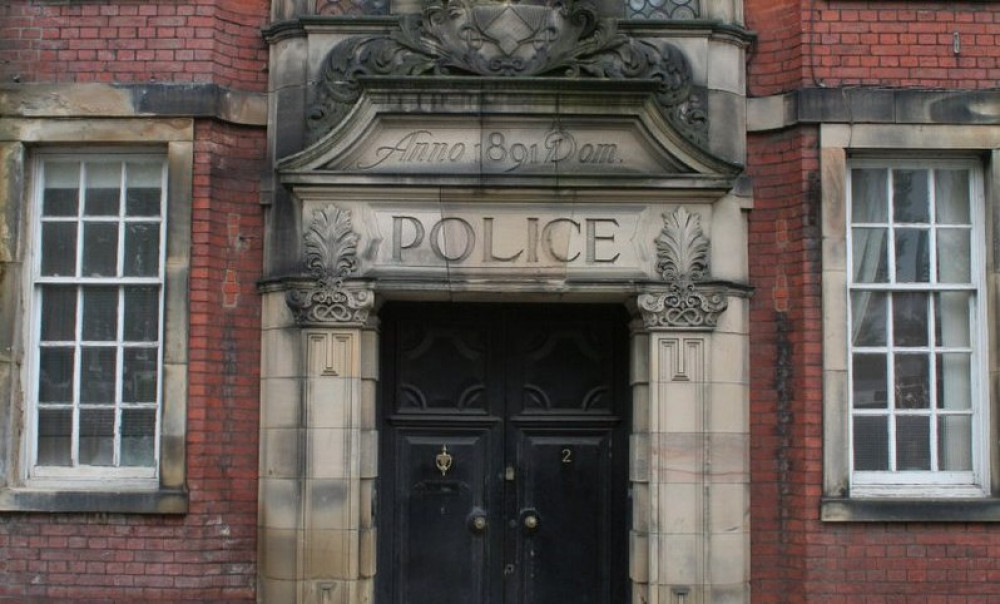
[521,509,540,531]
[467,508,488,534]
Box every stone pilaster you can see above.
[629,205,748,604]
[630,291,749,604]
[259,283,378,604]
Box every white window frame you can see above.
[845,158,989,499]
[25,150,167,490]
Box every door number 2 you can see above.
[561,448,573,464]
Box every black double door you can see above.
[377,304,629,604]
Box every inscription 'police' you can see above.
[391,215,621,265]
[358,130,621,172]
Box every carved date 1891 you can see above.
[358,129,621,171]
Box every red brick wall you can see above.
[747,1,1000,602]
[807,1,1000,89]
[746,0,805,95]
[0,0,268,88]
[0,120,265,602]
[747,126,821,604]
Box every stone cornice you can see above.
[748,87,1000,133]
[0,83,267,127]
[262,15,754,44]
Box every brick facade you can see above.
[747,1,1000,602]
[0,1,267,600]
[2,0,1000,601]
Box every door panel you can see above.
[509,312,617,415]
[394,317,492,414]
[378,304,628,604]
[394,430,499,604]
[515,431,615,604]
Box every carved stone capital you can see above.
[636,284,728,330]
[286,284,375,326]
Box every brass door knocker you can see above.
[435,444,453,476]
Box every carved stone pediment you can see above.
[306,0,706,145]
[281,81,740,186]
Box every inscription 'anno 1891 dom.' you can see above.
[358,129,622,171]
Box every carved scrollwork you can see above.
[306,0,707,147]
[640,206,728,329]
[637,286,727,329]
[286,285,374,325]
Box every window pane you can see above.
[126,163,162,217]
[38,347,74,403]
[893,292,928,347]
[123,348,158,403]
[896,416,930,471]
[853,416,889,471]
[40,222,77,277]
[894,354,929,409]
[43,162,80,217]
[82,287,118,341]
[853,354,887,409]
[851,292,886,346]
[852,228,888,283]
[40,286,77,341]
[84,162,121,216]
[893,169,929,223]
[894,228,929,282]
[81,222,119,277]
[79,408,114,466]
[37,408,72,466]
[121,408,156,467]
[936,228,971,283]
[934,292,970,348]
[936,353,971,411]
[124,286,160,342]
[938,415,972,471]
[80,347,116,404]
[935,169,970,225]
[123,222,160,277]
[852,168,888,223]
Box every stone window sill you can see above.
[0,487,188,514]
[821,497,1000,523]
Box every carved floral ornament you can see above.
[638,206,728,330]
[306,0,707,147]
[285,205,374,325]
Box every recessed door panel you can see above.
[515,431,615,604]
[378,304,628,604]
[394,430,497,604]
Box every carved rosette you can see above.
[306,0,707,147]
[639,206,728,330]
[286,204,374,326]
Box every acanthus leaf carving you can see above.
[306,0,707,148]
[304,204,360,288]
[655,206,710,284]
